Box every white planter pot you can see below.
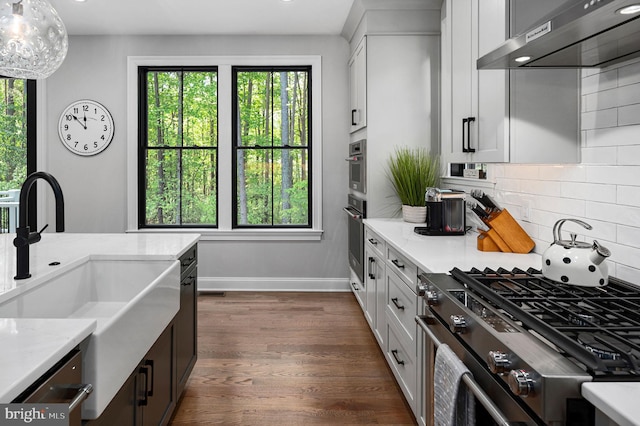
[402,205,427,223]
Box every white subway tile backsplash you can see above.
[581,108,618,130]
[503,164,540,180]
[560,182,617,203]
[582,68,618,95]
[618,225,640,249]
[471,58,640,281]
[617,185,640,207]
[617,145,640,166]
[584,124,640,147]
[537,164,586,182]
[580,147,617,164]
[619,59,640,87]
[587,202,640,228]
[619,104,640,126]
[586,165,640,185]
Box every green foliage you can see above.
[386,146,441,207]
[0,79,27,191]
[143,67,310,227]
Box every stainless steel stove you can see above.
[416,267,640,426]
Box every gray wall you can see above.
[43,35,350,289]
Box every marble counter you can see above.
[364,218,541,273]
[582,383,640,426]
[0,232,200,403]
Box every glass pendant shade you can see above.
[0,0,68,79]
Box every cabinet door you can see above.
[349,36,367,133]
[141,325,175,426]
[443,0,508,164]
[176,263,197,398]
[365,250,385,346]
[473,0,509,163]
[84,373,138,426]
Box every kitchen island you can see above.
[0,232,199,422]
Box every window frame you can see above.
[231,65,312,229]
[137,66,219,229]
[126,56,323,241]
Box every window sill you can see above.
[127,228,324,241]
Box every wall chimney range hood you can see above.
[477,0,640,69]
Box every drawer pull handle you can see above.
[391,349,405,366]
[351,282,361,291]
[368,238,378,245]
[391,259,405,269]
[391,297,405,311]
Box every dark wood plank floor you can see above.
[170,292,416,425]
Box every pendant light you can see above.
[0,0,68,79]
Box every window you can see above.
[232,67,311,228]
[0,78,36,231]
[129,56,322,238]
[138,67,218,228]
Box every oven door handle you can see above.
[343,207,362,220]
[415,315,512,426]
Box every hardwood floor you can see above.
[170,292,416,425]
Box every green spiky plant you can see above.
[386,147,441,207]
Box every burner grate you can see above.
[453,267,640,377]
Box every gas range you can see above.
[418,267,640,425]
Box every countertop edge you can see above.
[582,382,640,426]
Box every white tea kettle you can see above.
[541,219,611,287]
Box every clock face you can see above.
[58,100,115,156]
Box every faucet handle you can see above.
[38,224,49,234]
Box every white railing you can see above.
[0,189,20,233]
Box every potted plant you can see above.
[386,146,441,223]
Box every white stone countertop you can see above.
[582,383,640,426]
[365,218,636,425]
[0,232,200,403]
[0,318,97,402]
[364,218,542,273]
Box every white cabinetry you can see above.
[441,0,580,164]
[365,227,386,347]
[385,246,419,415]
[349,36,367,133]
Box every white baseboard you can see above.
[198,276,351,292]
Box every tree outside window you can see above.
[0,78,28,191]
[140,68,218,227]
[233,67,311,228]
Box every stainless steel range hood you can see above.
[477,0,640,69]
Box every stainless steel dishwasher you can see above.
[14,349,93,426]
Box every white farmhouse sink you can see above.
[0,258,180,419]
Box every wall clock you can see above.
[58,99,115,156]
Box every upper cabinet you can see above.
[349,36,367,133]
[441,0,581,165]
[343,0,442,218]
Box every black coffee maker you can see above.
[415,189,466,236]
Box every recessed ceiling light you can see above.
[515,56,532,63]
[617,4,640,14]
[74,0,87,2]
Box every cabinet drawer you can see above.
[387,246,417,287]
[386,269,418,343]
[179,244,197,275]
[386,321,417,411]
[350,269,366,311]
[365,227,385,257]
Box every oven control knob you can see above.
[487,351,511,374]
[449,315,467,334]
[508,369,535,397]
[426,290,439,306]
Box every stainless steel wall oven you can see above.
[344,194,366,282]
[346,140,366,193]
